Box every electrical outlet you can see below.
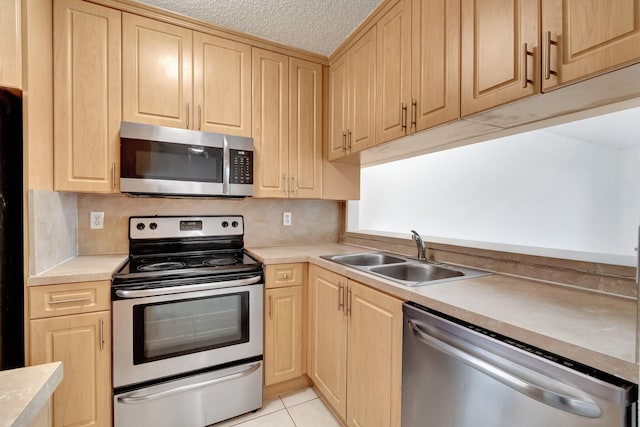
[90,212,104,229]
[283,212,292,226]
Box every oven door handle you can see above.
[116,362,261,404]
[115,275,262,298]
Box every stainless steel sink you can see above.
[370,263,464,282]
[326,253,406,266]
[320,251,491,287]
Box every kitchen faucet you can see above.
[411,230,427,261]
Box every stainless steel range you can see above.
[112,215,263,427]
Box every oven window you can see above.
[132,292,249,364]
[121,138,223,183]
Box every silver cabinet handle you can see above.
[112,162,116,190]
[407,320,602,419]
[338,282,344,311]
[115,275,262,298]
[290,176,297,194]
[346,287,352,316]
[522,43,534,88]
[347,129,352,151]
[99,318,105,351]
[410,98,417,131]
[48,297,91,305]
[544,31,558,80]
[342,131,347,152]
[186,103,190,128]
[282,174,289,194]
[400,103,407,132]
[198,105,202,131]
[268,295,273,318]
[117,363,261,404]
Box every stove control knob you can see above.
[136,223,145,230]
[232,221,239,228]
[149,222,158,230]
[222,221,229,228]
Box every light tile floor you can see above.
[210,387,342,427]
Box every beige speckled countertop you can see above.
[27,255,128,286]
[0,362,62,427]
[247,243,639,383]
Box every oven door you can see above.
[113,280,263,388]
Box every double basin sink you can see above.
[321,252,491,287]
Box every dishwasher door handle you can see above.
[407,320,602,419]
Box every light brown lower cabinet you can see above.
[308,265,403,427]
[264,286,303,385]
[264,263,306,388]
[29,281,111,427]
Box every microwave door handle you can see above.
[116,362,261,404]
[115,275,262,298]
[223,136,230,195]
[407,320,602,419]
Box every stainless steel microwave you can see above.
[120,122,253,197]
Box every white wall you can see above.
[355,130,639,263]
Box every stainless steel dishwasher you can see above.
[402,302,637,427]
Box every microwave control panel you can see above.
[230,150,253,184]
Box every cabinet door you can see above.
[376,0,412,145]
[289,58,322,199]
[30,311,111,427]
[0,0,21,89]
[328,55,349,161]
[461,0,539,116]
[252,48,289,198]
[411,0,460,132]
[308,265,348,419]
[265,286,303,385]
[346,282,403,427]
[348,27,377,154]
[122,13,192,128]
[542,0,640,91]
[53,0,121,193]
[193,33,251,136]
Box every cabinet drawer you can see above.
[265,263,305,288]
[29,281,111,319]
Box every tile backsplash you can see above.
[28,190,78,275]
[77,194,342,255]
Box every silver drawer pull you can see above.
[48,297,92,305]
[117,363,261,404]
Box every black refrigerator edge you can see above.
[0,87,24,370]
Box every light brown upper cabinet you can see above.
[54,0,121,193]
[411,0,460,131]
[123,14,252,136]
[193,33,252,135]
[252,48,322,198]
[542,0,640,91]
[376,0,412,144]
[123,14,192,129]
[0,0,22,89]
[329,28,377,160]
[461,0,540,116]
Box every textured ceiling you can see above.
[136,0,383,56]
